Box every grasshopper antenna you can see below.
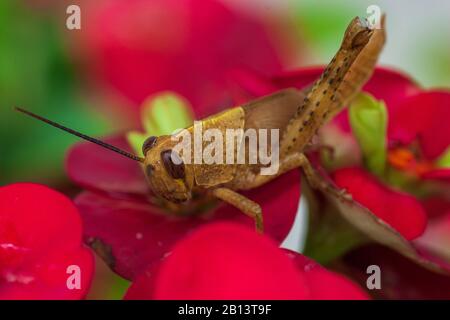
[15,107,145,163]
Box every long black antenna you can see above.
[15,107,144,163]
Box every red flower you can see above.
[67,137,300,280]
[81,0,284,119]
[388,91,450,174]
[125,222,368,300]
[331,90,450,240]
[0,183,94,299]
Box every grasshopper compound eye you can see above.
[142,136,157,155]
[161,150,185,180]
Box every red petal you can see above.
[76,171,300,280]
[123,260,159,300]
[76,191,202,280]
[342,244,450,299]
[0,247,94,300]
[66,136,149,197]
[126,223,368,300]
[422,196,450,219]
[417,212,450,263]
[126,223,311,299]
[0,183,94,299]
[332,167,427,240]
[362,67,420,114]
[285,251,369,300]
[0,183,83,255]
[226,69,279,104]
[421,169,450,183]
[271,66,323,90]
[389,91,450,160]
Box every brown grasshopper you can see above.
[16,16,385,233]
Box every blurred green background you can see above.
[0,1,115,187]
[0,0,448,299]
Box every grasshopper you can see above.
[16,16,385,233]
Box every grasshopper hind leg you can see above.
[238,152,352,202]
[211,187,263,233]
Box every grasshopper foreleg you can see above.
[211,187,264,233]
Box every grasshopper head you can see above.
[142,135,195,203]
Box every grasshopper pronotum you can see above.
[16,16,385,233]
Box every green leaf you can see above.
[141,92,194,136]
[126,131,147,157]
[86,255,130,300]
[349,93,387,176]
[303,203,368,265]
[127,92,194,155]
[0,1,114,185]
[436,146,450,168]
